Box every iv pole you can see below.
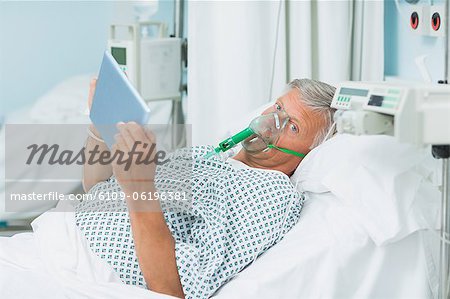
[437,1,450,298]
[439,158,450,299]
[171,0,186,148]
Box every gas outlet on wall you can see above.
[429,4,446,37]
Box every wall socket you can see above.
[407,4,446,37]
[408,5,430,35]
[429,4,446,37]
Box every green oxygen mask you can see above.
[205,110,307,159]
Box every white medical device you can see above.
[108,22,182,102]
[332,81,450,299]
[109,36,137,85]
[331,81,450,144]
[108,21,184,149]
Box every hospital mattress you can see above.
[0,191,439,299]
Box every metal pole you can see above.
[175,0,185,39]
[439,158,450,299]
[438,1,450,294]
[285,0,290,83]
[133,24,141,93]
[172,0,185,148]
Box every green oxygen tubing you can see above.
[204,127,255,159]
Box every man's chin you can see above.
[244,148,275,159]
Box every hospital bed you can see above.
[0,81,444,298]
[0,125,442,298]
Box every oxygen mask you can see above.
[205,110,306,159]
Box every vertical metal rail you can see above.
[172,0,185,149]
[438,1,450,298]
[175,0,185,38]
[439,158,450,299]
[285,0,291,84]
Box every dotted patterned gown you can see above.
[75,145,304,299]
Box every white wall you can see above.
[0,1,175,116]
[0,1,114,114]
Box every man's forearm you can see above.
[127,188,184,298]
[82,124,113,192]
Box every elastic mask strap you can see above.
[267,144,306,158]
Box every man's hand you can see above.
[112,122,157,194]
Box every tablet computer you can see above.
[90,51,150,149]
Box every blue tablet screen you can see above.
[90,51,150,149]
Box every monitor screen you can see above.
[339,87,368,97]
[111,47,127,65]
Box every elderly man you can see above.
[76,79,336,298]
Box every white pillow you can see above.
[291,134,439,191]
[290,134,441,245]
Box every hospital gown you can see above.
[75,145,304,298]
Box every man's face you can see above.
[244,88,326,174]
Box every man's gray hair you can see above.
[288,79,336,149]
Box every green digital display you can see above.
[339,87,369,97]
[111,47,127,65]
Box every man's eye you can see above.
[290,123,298,133]
[275,103,282,111]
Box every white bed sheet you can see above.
[0,201,175,299]
[0,191,439,299]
